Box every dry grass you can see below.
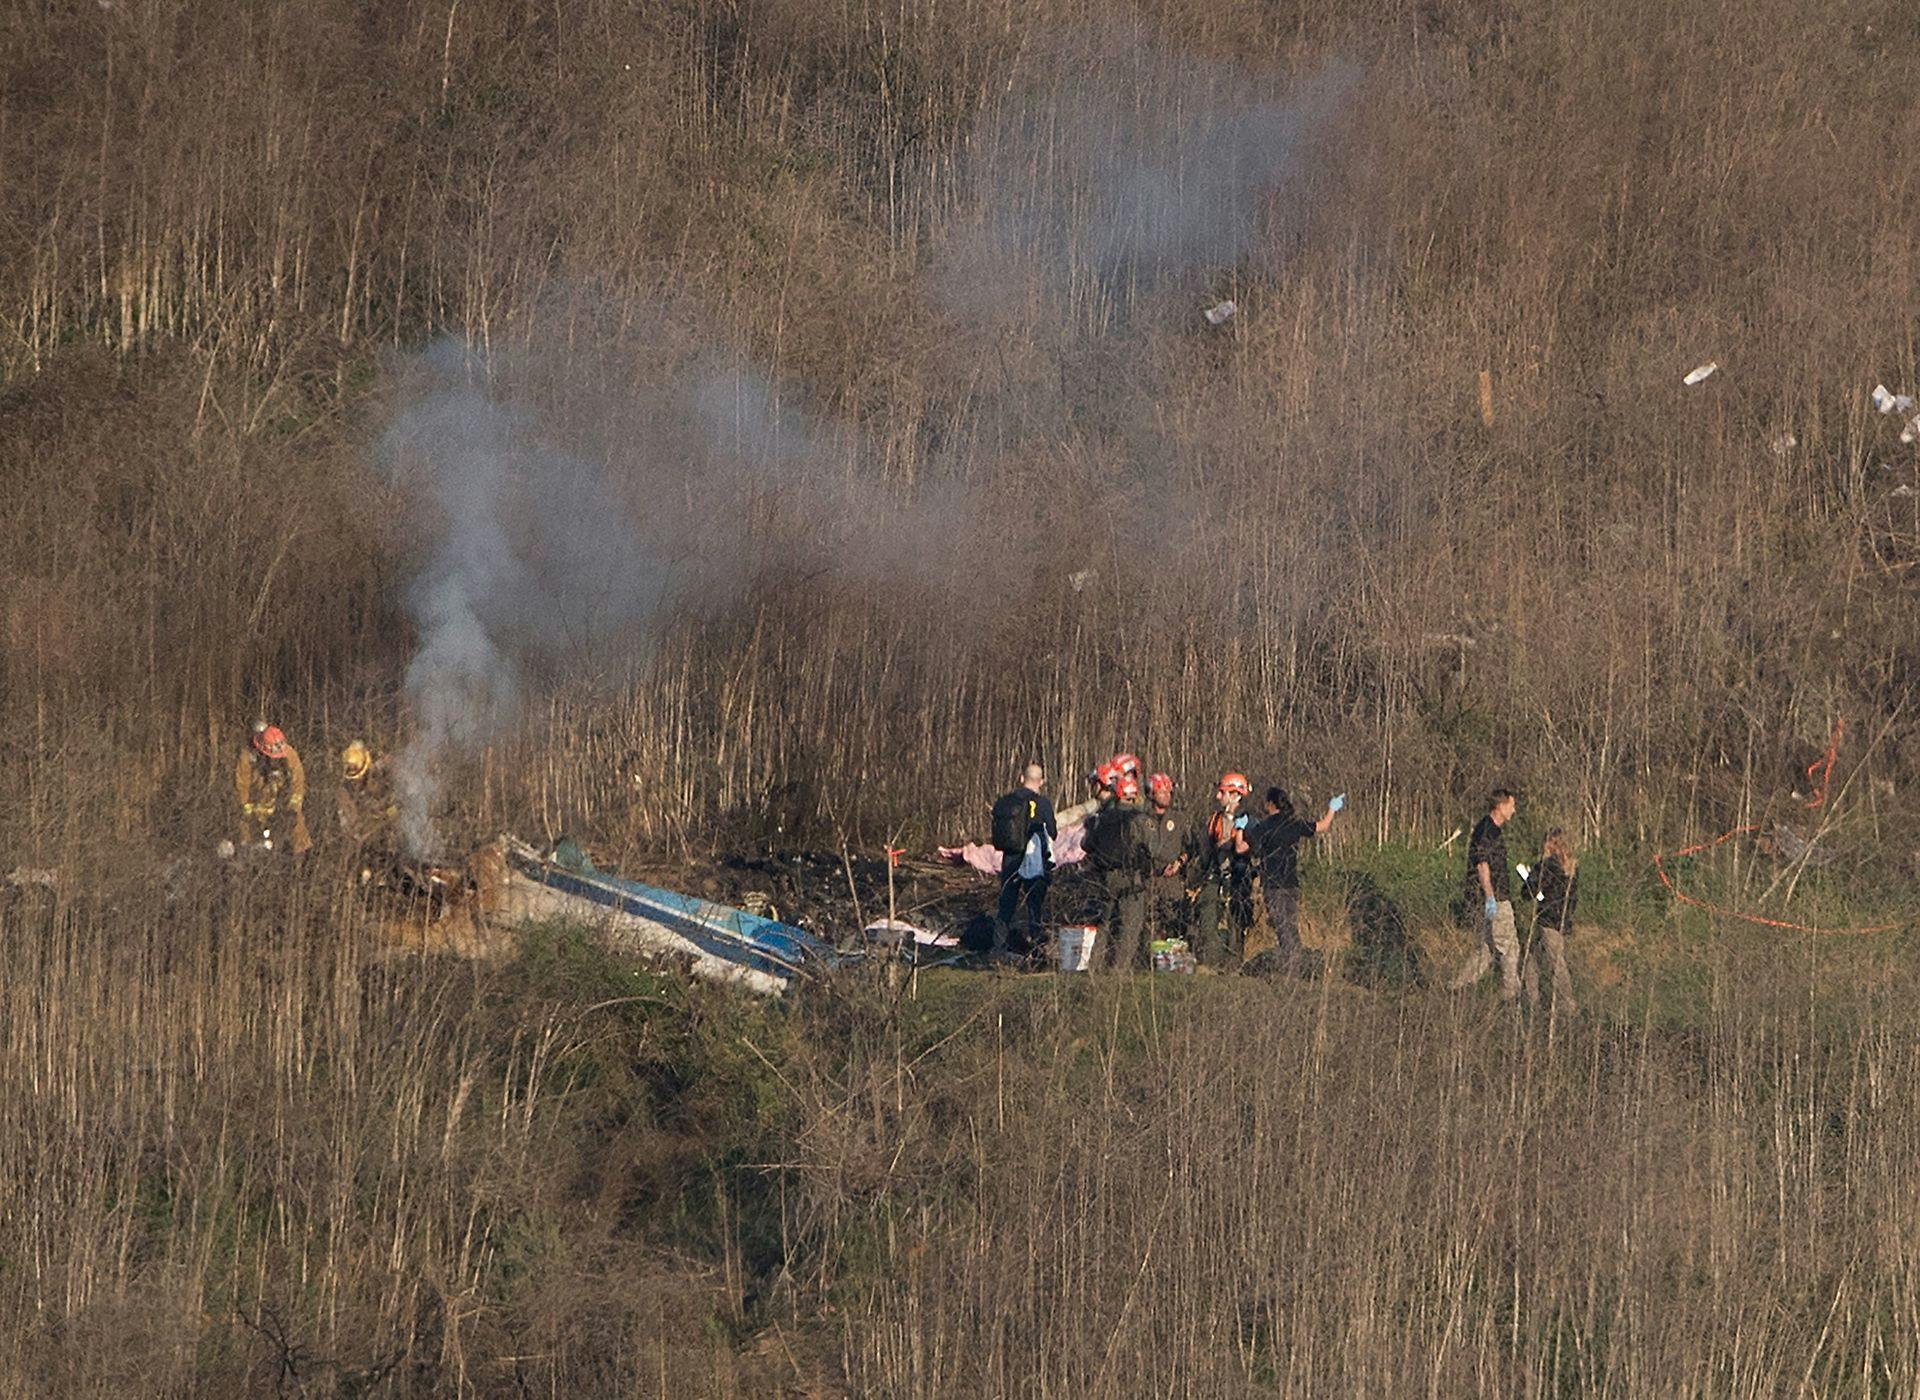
[4,870,1918,1394]
[833,959,1920,1395]
[2,0,1919,1392]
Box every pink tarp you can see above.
[937,822,1086,876]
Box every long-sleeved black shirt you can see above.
[1247,814,1317,890]
[1532,854,1578,930]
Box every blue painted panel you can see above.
[506,848,839,980]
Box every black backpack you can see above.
[991,790,1034,855]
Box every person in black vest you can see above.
[1521,827,1580,1017]
[989,763,1058,959]
[1085,772,1153,971]
[1237,786,1344,975]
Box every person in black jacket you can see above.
[1521,827,1580,1016]
[1084,773,1153,971]
[1236,786,1344,976]
[989,763,1058,959]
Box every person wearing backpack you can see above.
[1085,772,1153,971]
[990,763,1058,959]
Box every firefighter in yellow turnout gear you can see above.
[336,739,397,847]
[234,722,313,854]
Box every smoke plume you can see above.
[937,33,1351,327]
[382,338,679,855]
[378,39,1354,855]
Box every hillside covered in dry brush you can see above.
[4,0,1920,1393]
[5,0,1918,862]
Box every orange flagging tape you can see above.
[1802,718,1842,809]
[1651,719,1907,936]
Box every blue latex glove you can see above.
[1483,895,1499,921]
[1329,793,1346,813]
[1233,814,1249,830]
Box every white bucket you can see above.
[1055,924,1099,973]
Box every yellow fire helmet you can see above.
[341,740,373,781]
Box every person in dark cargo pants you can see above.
[990,763,1057,959]
[1237,786,1344,976]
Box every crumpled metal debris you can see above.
[1872,384,1916,416]
[1204,300,1237,326]
[1683,362,1718,386]
[1771,824,1838,868]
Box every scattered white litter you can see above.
[1683,362,1718,386]
[1901,416,1920,445]
[1769,433,1798,458]
[1872,384,1916,415]
[1203,300,1237,326]
[1893,484,1916,499]
[864,918,958,949]
[1068,568,1094,592]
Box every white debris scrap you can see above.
[864,918,959,949]
[1068,568,1094,593]
[1203,300,1237,326]
[1769,433,1798,459]
[1901,416,1920,445]
[1683,362,1718,386]
[1871,384,1916,415]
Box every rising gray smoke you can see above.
[938,34,1351,327]
[382,321,897,856]
[382,338,680,856]
[381,37,1353,855]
